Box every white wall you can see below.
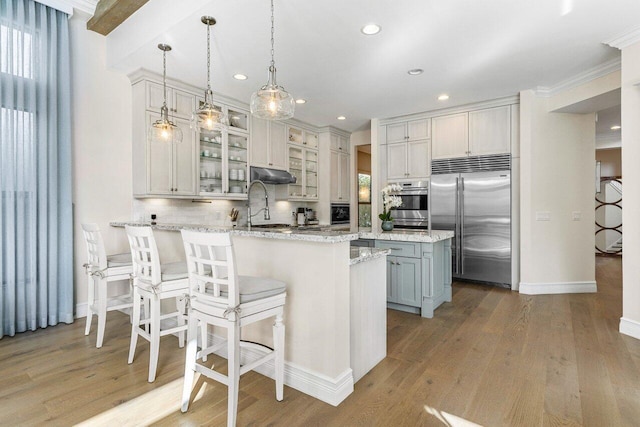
[70,13,133,313]
[620,41,640,339]
[519,90,596,294]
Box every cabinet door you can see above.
[407,140,430,179]
[468,105,510,156]
[330,134,340,151]
[146,81,168,113]
[305,131,319,149]
[386,123,407,143]
[339,136,350,152]
[387,143,408,180]
[396,257,421,307]
[147,113,173,195]
[250,117,269,168]
[173,117,197,195]
[339,152,350,202]
[432,113,469,160]
[172,90,195,119]
[408,119,430,140]
[269,121,287,169]
[330,150,340,202]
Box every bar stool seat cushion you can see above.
[160,262,190,281]
[211,276,286,303]
[107,253,133,267]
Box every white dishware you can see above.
[204,149,210,157]
[238,169,245,181]
[229,169,239,180]
[203,136,210,142]
[200,170,206,178]
[230,186,242,193]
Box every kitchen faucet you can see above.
[247,180,270,226]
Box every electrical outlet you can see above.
[535,211,550,221]
[572,211,581,221]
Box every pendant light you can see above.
[149,44,183,144]
[192,16,227,131]
[250,0,294,120]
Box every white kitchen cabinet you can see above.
[146,112,197,196]
[468,105,511,156]
[386,139,430,180]
[432,106,511,160]
[330,134,350,152]
[385,118,430,144]
[198,128,248,198]
[431,112,469,160]
[250,117,287,170]
[330,149,350,202]
[287,145,318,200]
[146,81,195,120]
[288,125,318,149]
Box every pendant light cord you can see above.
[270,0,275,68]
[207,21,212,92]
[162,49,167,108]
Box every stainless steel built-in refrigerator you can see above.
[430,155,511,287]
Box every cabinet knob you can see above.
[269,162,273,166]
[303,141,307,145]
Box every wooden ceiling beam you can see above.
[87,0,149,36]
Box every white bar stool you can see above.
[180,230,286,427]
[81,223,134,348]
[125,225,189,382]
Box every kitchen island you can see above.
[359,229,455,318]
[110,221,387,406]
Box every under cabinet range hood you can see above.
[250,166,297,184]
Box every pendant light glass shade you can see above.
[192,16,227,131]
[250,0,294,120]
[149,44,183,144]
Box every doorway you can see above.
[356,145,372,227]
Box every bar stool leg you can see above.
[176,296,186,348]
[148,295,161,382]
[128,286,141,364]
[273,313,285,401]
[96,278,108,348]
[181,311,199,413]
[84,272,94,336]
[227,321,241,427]
[201,321,208,362]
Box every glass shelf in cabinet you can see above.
[201,156,222,162]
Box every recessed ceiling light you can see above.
[438,94,450,101]
[337,116,346,120]
[407,69,423,75]
[295,99,306,104]
[611,125,621,130]
[361,24,381,35]
[233,74,247,80]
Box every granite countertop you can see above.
[358,229,454,243]
[349,247,391,266]
[110,221,359,244]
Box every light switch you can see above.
[572,211,581,221]
[535,211,551,221]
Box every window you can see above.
[0,23,33,79]
[358,173,371,227]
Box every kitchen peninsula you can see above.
[110,221,388,406]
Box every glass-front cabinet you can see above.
[288,125,318,149]
[287,145,318,200]
[198,110,249,199]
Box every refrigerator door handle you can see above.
[460,177,465,275]
[455,177,460,275]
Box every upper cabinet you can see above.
[288,125,318,149]
[468,106,511,156]
[385,118,431,180]
[330,133,350,203]
[250,117,287,170]
[287,146,318,200]
[385,119,430,144]
[133,80,198,197]
[146,81,194,120]
[330,134,350,152]
[431,105,511,160]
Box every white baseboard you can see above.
[207,334,354,406]
[620,317,640,340]
[519,281,597,295]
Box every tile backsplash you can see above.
[131,185,315,227]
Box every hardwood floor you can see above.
[1,256,639,426]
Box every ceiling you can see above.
[105,0,640,132]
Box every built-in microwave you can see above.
[390,181,429,230]
[330,203,350,225]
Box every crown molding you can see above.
[605,25,640,50]
[535,57,621,97]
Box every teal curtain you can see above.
[0,0,73,337]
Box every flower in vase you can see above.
[379,184,403,221]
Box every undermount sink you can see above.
[248,223,291,229]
